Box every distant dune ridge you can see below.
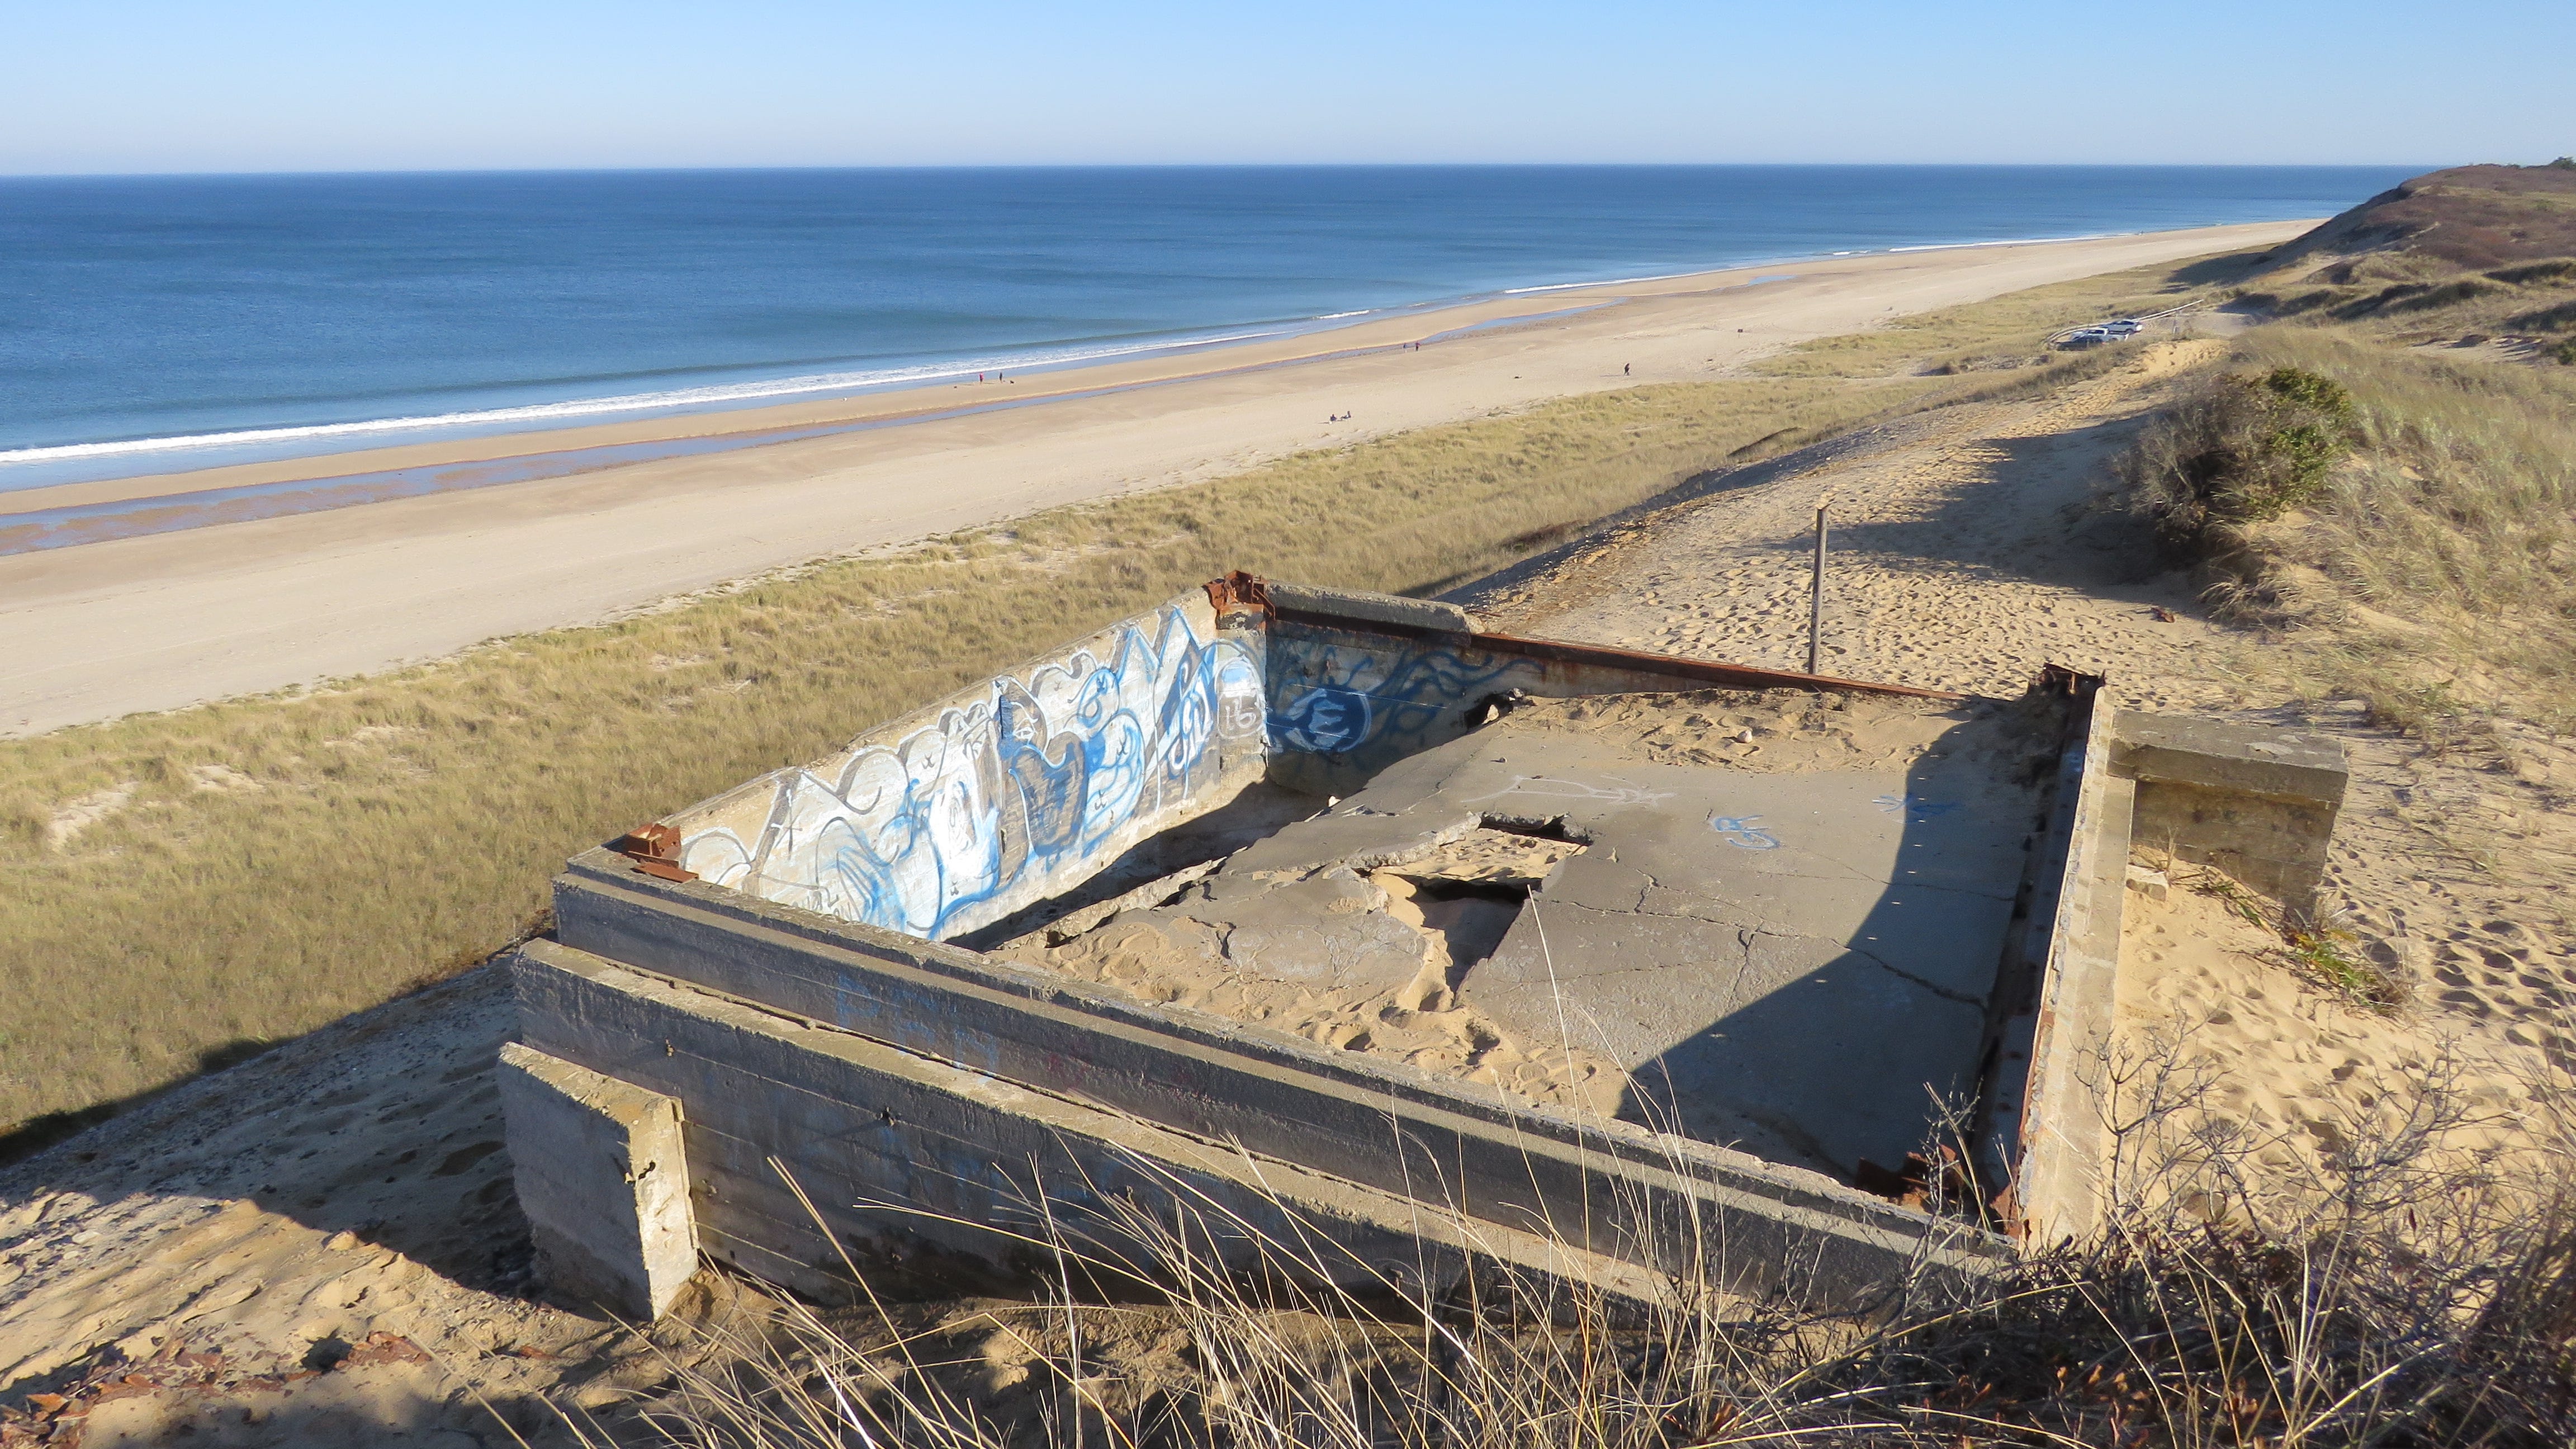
[2264,159,2576,271]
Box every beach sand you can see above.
[0,221,2308,737]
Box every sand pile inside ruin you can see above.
[993,823,1627,1115]
[1483,685,2053,777]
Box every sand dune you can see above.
[0,221,2308,737]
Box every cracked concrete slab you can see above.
[1010,685,2056,1185]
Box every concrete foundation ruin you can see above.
[498,575,2347,1317]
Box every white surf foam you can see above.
[0,328,1292,469]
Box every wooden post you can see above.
[1807,505,1829,675]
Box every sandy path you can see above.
[0,222,2307,737]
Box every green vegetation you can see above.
[2116,324,2576,738]
[2120,365,2355,543]
[2113,161,2576,741]
[0,254,2253,1150]
[2181,864,2403,1011]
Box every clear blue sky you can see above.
[7,0,2567,174]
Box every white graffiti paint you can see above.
[679,605,1262,940]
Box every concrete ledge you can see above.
[2005,688,2132,1247]
[556,848,1930,1224]
[496,1041,698,1319]
[518,912,2007,1307]
[1266,581,1480,635]
[2112,713,2348,804]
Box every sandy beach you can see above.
[0,220,2308,736]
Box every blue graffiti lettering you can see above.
[1708,815,1782,850]
[1266,635,1526,759]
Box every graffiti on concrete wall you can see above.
[1267,631,1530,764]
[679,605,1263,941]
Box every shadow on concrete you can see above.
[1617,711,2053,1189]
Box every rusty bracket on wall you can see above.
[1202,570,1272,627]
[615,822,698,883]
[2034,662,2105,700]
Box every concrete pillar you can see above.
[497,1041,698,1320]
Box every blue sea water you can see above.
[0,165,2411,489]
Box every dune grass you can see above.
[0,252,2253,1149]
[2120,323,2576,737]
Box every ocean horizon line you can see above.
[1,160,2438,182]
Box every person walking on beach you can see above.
[1623,363,1631,375]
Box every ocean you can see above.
[0,165,2412,489]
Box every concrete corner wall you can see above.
[496,1041,698,1320]
[2113,712,2348,915]
[664,590,1267,944]
[1997,705,2351,1248]
[542,856,2010,1308]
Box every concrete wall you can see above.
[512,937,1995,1308]
[2115,712,2348,916]
[666,591,1267,943]
[1990,684,2131,1247]
[1990,702,2348,1247]
[547,849,2009,1307]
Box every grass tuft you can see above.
[2180,866,2405,1012]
